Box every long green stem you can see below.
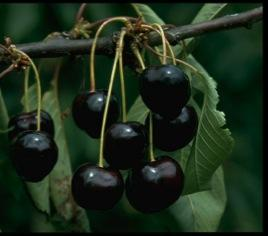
[144,44,198,73]
[131,45,146,70]
[152,23,167,65]
[131,40,155,163]
[142,25,195,71]
[98,53,119,167]
[118,29,127,122]
[180,40,187,59]
[14,48,42,131]
[23,67,30,112]
[149,112,155,162]
[142,24,176,65]
[89,17,128,92]
[164,38,176,65]
[98,30,126,168]
[0,126,14,133]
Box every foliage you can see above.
[127,4,233,232]
[0,3,262,232]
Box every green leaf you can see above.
[0,89,9,163]
[167,166,226,232]
[0,89,9,151]
[191,3,228,24]
[183,55,234,194]
[26,179,51,215]
[30,209,55,232]
[0,89,9,130]
[131,4,164,24]
[21,84,37,111]
[132,3,227,58]
[183,4,228,55]
[127,96,148,123]
[43,67,90,232]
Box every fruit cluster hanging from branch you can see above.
[0,6,262,65]
[69,16,202,212]
[0,3,262,232]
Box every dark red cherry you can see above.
[72,89,119,138]
[145,106,198,151]
[126,156,184,213]
[8,110,54,141]
[10,130,58,182]
[104,122,147,170]
[139,65,191,119]
[71,163,124,210]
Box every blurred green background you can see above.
[0,3,262,232]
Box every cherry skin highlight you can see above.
[71,163,124,210]
[145,106,198,151]
[104,122,148,170]
[8,110,55,141]
[72,89,119,138]
[139,65,191,119]
[126,156,184,213]
[10,130,58,182]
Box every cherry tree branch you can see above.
[0,6,262,63]
[76,3,87,23]
[148,6,263,45]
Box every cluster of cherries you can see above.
[8,110,58,182]
[71,64,198,213]
[5,64,197,214]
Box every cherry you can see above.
[8,110,54,141]
[72,89,119,138]
[126,156,184,213]
[71,163,124,210]
[139,65,191,119]
[10,130,58,182]
[104,122,148,170]
[145,106,198,151]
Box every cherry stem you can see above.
[98,29,126,168]
[118,29,127,122]
[144,43,198,73]
[0,126,14,133]
[13,48,42,131]
[0,64,15,80]
[142,24,176,65]
[149,111,155,162]
[180,40,188,59]
[131,45,146,70]
[164,38,177,65]
[76,3,87,23]
[23,67,30,112]
[89,17,129,93]
[142,27,197,72]
[152,23,167,65]
[0,44,12,55]
[149,43,204,85]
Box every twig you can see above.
[0,7,263,63]
[0,64,15,80]
[86,16,137,30]
[76,3,87,23]
[148,6,263,45]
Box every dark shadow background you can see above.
[0,3,263,232]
